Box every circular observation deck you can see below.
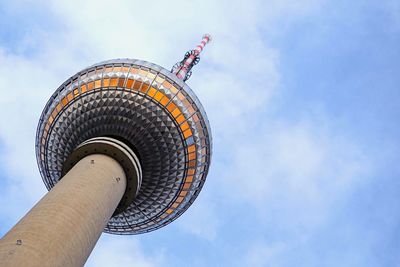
[35,59,212,235]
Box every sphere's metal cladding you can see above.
[35,59,212,235]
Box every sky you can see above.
[0,0,399,266]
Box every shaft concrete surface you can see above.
[0,154,126,267]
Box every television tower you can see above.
[0,35,212,267]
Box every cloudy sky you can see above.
[0,0,399,266]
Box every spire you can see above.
[172,34,212,82]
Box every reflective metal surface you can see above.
[36,59,212,234]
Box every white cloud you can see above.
[86,235,163,267]
[244,242,288,267]
[0,0,283,226]
[220,115,369,234]
[0,0,364,266]
[0,49,53,220]
[176,192,220,241]
[0,0,326,179]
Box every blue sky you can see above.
[0,0,399,266]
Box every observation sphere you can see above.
[35,59,212,234]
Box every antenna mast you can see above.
[172,34,212,81]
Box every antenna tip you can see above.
[203,34,212,43]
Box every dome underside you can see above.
[35,59,212,234]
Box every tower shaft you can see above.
[0,154,127,267]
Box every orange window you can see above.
[154,91,164,102]
[188,145,196,153]
[179,191,188,197]
[171,108,181,118]
[51,109,58,119]
[87,81,94,90]
[176,114,185,124]
[140,83,149,93]
[110,78,118,87]
[126,79,134,88]
[183,128,192,138]
[67,92,74,101]
[167,102,177,112]
[188,161,196,167]
[180,122,189,131]
[94,80,101,88]
[133,81,142,91]
[188,153,196,161]
[147,87,157,97]
[160,96,169,106]
[118,78,125,87]
[103,79,110,87]
[80,84,87,93]
[61,97,68,106]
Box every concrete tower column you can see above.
[0,154,127,267]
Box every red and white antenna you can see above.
[172,34,212,81]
